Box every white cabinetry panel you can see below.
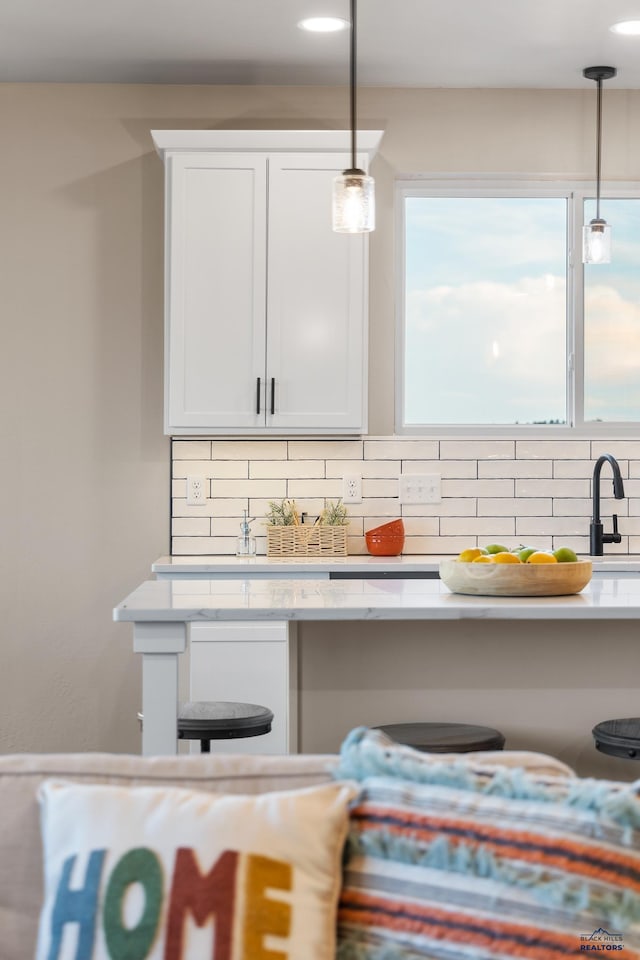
[188,621,296,755]
[267,155,366,431]
[154,130,383,435]
[166,154,266,430]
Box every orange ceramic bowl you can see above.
[365,519,405,556]
[366,518,405,538]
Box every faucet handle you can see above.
[612,513,622,543]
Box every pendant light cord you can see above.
[350,0,357,170]
[595,76,603,221]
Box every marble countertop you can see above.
[153,554,640,575]
[115,575,640,622]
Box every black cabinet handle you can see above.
[270,377,275,415]
[256,377,261,415]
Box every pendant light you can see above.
[582,65,616,264]
[332,0,375,233]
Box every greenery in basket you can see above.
[265,498,349,526]
[265,499,298,525]
[320,499,349,526]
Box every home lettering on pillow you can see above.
[44,845,292,960]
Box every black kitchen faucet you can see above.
[589,454,625,556]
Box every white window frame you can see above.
[395,176,640,437]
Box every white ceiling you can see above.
[3,0,640,88]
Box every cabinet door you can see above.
[188,621,296,755]
[266,154,368,432]
[165,153,267,431]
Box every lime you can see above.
[516,547,537,562]
[485,543,509,554]
[553,546,578,563]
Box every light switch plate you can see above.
[399,473,441,504]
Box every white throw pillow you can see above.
[36,778,357,960]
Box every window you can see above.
[397,181,640,433]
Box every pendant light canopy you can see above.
[332,0,375,233]
[583,65,616,264]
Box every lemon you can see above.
[526,552,558,564]
[472,555,493,563]
[493,552,522,563]
[458,548,485,562]
[485,543,509,555]
[553,546,578,563]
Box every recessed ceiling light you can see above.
[610,19,640,35]
[298,16,349,33]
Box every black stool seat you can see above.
[593,718,640,759]
[374,721,505,754]
[178,701,273,753]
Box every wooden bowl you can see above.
[439,558,592,597]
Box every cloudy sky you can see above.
[404,196,640,425]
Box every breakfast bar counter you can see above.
[114,575,640,756]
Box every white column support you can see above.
[134,622,186,756]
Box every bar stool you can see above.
[593,717,640,760]
[374,721,505,754]
[177,701,274,753]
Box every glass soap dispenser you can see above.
[236,509,256,557]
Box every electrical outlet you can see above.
[342,474,362,504]
[186,475,207,505]
[399,473,441,504]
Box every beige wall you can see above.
[2,83,639,761]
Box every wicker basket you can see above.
[266,524,348,557]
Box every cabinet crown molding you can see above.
[151,129,384,161]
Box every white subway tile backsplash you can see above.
[443,479,514,497]
[434,460,477,479]
[250,460,324,479]
[400,460,443,475]
[212,440,287,460]
[478,498,551,517]
[172,517,211,536]
[172,440,211,460]
[287,479,342,498]
[169,436,640,557]
[515,517,589,536]
[172,498,216,518]
[366,440,438,460]
[553,460,600,479]
[441,517,515,537]
[591,441,640,459]
[210,461,249,479]
[479,459,552,479]
[516,440,590,459]
[362,479,398,497]
[515,479,590,498]
[289,440,363,459]
[441,440,514,460]
[212,479,287,499]
[325,459,400,478]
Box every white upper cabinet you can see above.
[152,130,383,435]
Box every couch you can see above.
[1,730,639,959]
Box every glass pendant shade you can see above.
[332,168,375,233]
[583,218,611,264]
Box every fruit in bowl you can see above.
[457,544,580,564]
[442,542,591,595]
[365,519,405,556]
